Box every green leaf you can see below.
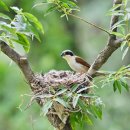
[91,105,102,120]
[61,3,70,8]
[126,33,130,41]
[10,6,21,13]
[78,99,88,112]
[121,41,127,51]
[71,84,78,92]
[111,20,125,30]
[120,80,129,92]
[66,92,72,98]
[42,100,53,116]
[112,24,125,31]
[123,0,128,7]
[55,88,67,96]
[11,14,40,41]
[122,46,129,60]
[117,80,122,93]
[23,12,44,35]
[32,2,48,9]
[44,5,57,16]
[72,94,80,108]
[28,24,41,42]
[113,81,117,92]
[113,80,122,93]
[0,13,11,20]
[54,97,69,108]
[8,39,14,48]
[83,114,93,125]
[60,14,66,18]
[0,23,16,34]
[77,86,89,93]
[66,1,79,8]
[111,31,125,38]
[70,112,78,123]
[0,0,9,11]
[107,11,124,16]
[70,112,84,129]
[0,36,14,48]
[81,94,97,98]
[70,113,77,130]
[14,33,30,52]
[119,26,125,35]
[109,4,123,11]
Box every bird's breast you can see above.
[67,58,88,73]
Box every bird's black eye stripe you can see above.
[65,51,74,56]
[61,50,74,57]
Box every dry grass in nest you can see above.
[31,70,91,94]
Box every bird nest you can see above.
[29,70,94,129]
[31,70,90,92]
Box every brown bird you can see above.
[61,50,91,73]
[61,50,105,77]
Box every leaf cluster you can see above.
[36,83,103,130]
[33,0,80,20]
[0,1,44,52]
[99,65,130,93]
[108,0,130,59]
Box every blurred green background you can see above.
[0,0,130,130]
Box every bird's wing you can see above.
[75,56,90,68]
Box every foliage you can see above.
[39,83,103,129]
[0,0,130,130]
[33,0,80,20]
[108,0,130,59]
[39,65,130,129]
[98,65,130,93]
[0,1,44,52]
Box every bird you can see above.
[60,50,105,77]
[61,50,91,73]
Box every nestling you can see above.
[61,50,90,73]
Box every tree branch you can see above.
[0,41,34,82]
[87,0,123,76]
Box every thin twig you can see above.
[69,13,110,35]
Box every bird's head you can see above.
[61,50,74,61]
